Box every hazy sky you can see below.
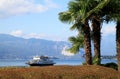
[0,0,74,41]
[0,0,116,55]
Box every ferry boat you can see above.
[26,55,55,66]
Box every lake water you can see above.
[0,59,117,67]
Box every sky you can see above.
[0,0,75,41]
[0,0,117,55]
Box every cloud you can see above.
[0,0,58,18]
[27,33,44,39]
[9,30,64,41]
[61,46,75,56]
[25,33,64,41]
[10,30,24,36]
[101,26,116,36]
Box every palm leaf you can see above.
[82,0,110,22]
[68,34,84,54]
[58,11,74,24]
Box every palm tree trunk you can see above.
[83,19,92,65]
[92,16,101,65]
[116,21,120,71]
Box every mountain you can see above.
[0,34,115,60]
[0,34,71,59]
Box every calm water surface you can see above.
[0,59,117,67]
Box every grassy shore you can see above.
[0,65,120,79]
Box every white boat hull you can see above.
[26,55,55,66]
[28,63,55,66]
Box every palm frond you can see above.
[58,11,74,24]
[68,1,80,13]
[82,0,110,22]
[68,34,84,54]
[68,44,80,54]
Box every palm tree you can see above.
[70,0,110,65]
[93,0,120,70]
[80,0,117,66]
[59,0,120,69]
[101,0,120,71]
[59,0,119,65]
[59,0,109,65]
[91,15,101,65]
[69,0,111,65]
[82,19,92,65]
[59,0,93,65]
[82,0,117,65]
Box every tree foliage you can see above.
[68,34,84,54]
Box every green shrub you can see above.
[101,62,118,70]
